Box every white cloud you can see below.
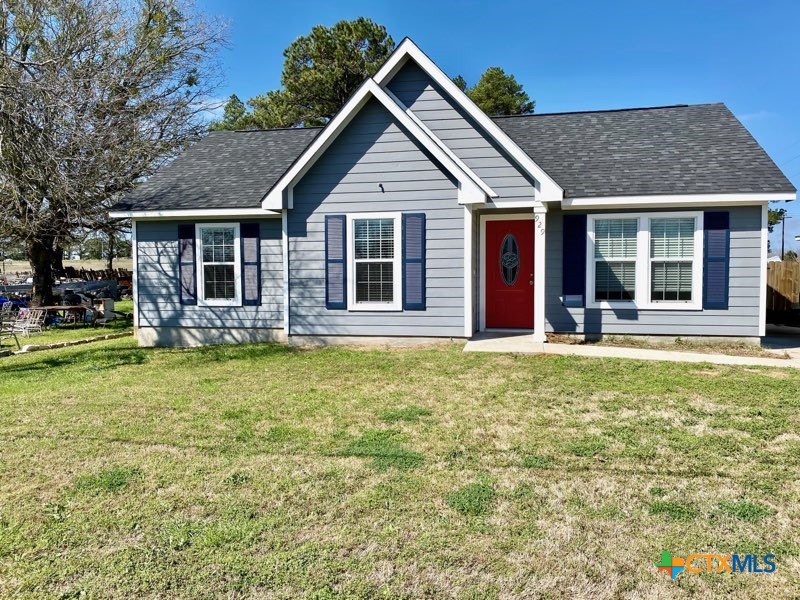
[738,109,776,122]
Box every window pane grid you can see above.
[595,261,636,301]
[595,218,638,259]
[651,218,694,259]
[651,261,693,302]
[355,262,393,303]
[201,227,235,263]
[204,265,236,300]
[354,218,394,260]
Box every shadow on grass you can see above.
[0,340,294,379]
[0,346,150,375]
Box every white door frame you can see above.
[479,213,536,332]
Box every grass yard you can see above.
[0,340,798,598]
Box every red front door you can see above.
[485,219,534,329]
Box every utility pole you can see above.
[781,214,793,259]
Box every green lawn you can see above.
[0,340,798,598]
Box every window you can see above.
[586,212,702,310]
[196,223,240,306]
[650,218,695,302]
[347,213,402,310]
[593,218,638,301]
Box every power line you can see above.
[775,138,800,154]
[780,151,800,167]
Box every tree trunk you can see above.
[52,243,65,275]
[27,237,55,306]
[106,232,115,271]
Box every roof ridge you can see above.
[210,126,325,133]
[492,103,726,119]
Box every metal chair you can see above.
[12,308,46,337]
[0,312,20,349]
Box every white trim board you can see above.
[131,219,139,330]
[463,205,474,337]
[561,193,793,210]
[478,213,536,333]
[373,38,564,203]
[109,208,280,219]
[281,209,290,335]
[759,203,768,338]
[261,79,491,210]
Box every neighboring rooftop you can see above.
[115,102,795,212]
[494,103,796,198]
[113,127,320,211]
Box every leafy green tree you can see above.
[282,17,395,126]
[453,67,535,116]
[784,249,799,262]
[210,94,252,131]
[211,18,394,130]
[768,207,788,253]
[248,90,299,129]
[768,208,787,231]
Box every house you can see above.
[110,38,796,347]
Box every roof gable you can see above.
[261,79,494,210]
[374,38,564,202]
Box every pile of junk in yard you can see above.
[0,266,132,316]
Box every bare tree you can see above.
[0,0,225,304]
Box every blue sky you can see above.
[197,0,800,252]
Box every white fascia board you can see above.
[373,38,564,203]
[262,78,488,210]
[561,192,795,210]
[759,203,768,337]
[108,208,280,219]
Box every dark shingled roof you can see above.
[113,128,320,211]
[115,102,794,211]
[493,103,796,198]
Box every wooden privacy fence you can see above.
[767,261,800,322]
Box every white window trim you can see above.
[586,211,704,311]
[195,222,241,307]
[346,212,402,312]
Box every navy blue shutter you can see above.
[241,223,261,306]
[402,213,426,310]
[562,214,587,306]
[325,215,347,309]
[178,224,197,305]
[703,212,730,310]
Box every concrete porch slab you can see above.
[464,332,800,369]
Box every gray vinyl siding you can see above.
[136,219,283,329]
[387,61,538,202]
[545,205,763,336]
[288,97,465,337]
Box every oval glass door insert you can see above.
[499,234,520,286]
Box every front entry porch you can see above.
[476,209,547,342]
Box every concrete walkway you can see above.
[463,332,800,369]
